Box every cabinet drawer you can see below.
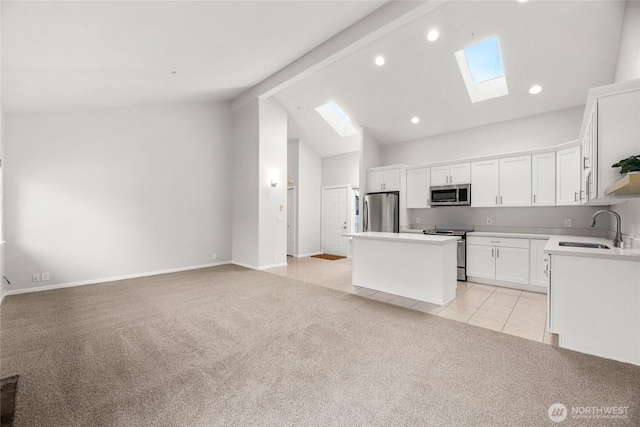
[466,236,529,248]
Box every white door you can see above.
[367,171,384,192]
[287,188,295,256]
[382,169,401,191]
[471,159,499,207]
[532,153,556,206]
[499,155,532,207]
[495,247,530,284]
[323,187,348,256]
[450,163,471,184]
[556,146,581,205]
[466,244,495,279]
[406,168,431,209]
[430,166,449,186]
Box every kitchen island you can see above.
[345,232,459,305]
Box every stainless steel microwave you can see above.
[430,184,471,206]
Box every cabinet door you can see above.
[495,247,529,284]
[383,169,401,191]
[406,168,430,209]
[430,166,449,186]
[367,171,384,193]
[450,163,471,184]
[499,156,532,207]
[466,244,495,279]
[532,153,556,206]
[471,159,499,207]
[556,146,581,205]
[529,239,549,287]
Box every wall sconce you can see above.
[271,178,279,187]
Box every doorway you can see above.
[287,188,296,256]
[322,186,348,256]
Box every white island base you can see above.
[347,232,459,306]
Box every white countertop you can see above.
[468,231,551,239]
[545,235,640,262]
[344,232,459,244]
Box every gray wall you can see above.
[5,101,233,291]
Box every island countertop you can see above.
[344,232,459,244]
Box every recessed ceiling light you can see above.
[375,56,385,66]
[411,117,420,124]
[515,0,529,3]
[529,85,542,95]
[427,30,439,42]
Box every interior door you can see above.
[323,187,348,256]
[287,188,295,256]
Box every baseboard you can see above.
[231,261,288,270]
[2,262,231,297]
[466,276,547,294]
[0,292,4,307]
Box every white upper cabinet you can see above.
[450,163,471,184]
[556,146,582,205]
[406,168,431,209]
[430,166,450,186]
[532,153,556,206]
[367,171,385,193]
[367,168,401,192]
[499,155,531,207]
[431,163,470,186]
[471,159,499,207]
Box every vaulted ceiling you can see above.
[275,0,627,157]
[1,1,628,159]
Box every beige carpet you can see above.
[1,265,639,426]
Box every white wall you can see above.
[322,151,359,188]
[257,97,288,267]
[297,141,321,256]
[232,99,260,267]
[611,0,640,241]
[287,138,321,257]
[359,126,382,204]
[380,106,584,166]
[613,0,640,84]
[5,101,233,291]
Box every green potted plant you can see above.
[612,155,640,174]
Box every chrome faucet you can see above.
[588,209,623,248]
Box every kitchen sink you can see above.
[559,241,610,249]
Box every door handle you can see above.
[496,249,500,258]
[533,194,536,204]
[500,196,503,205]
[491,248,494,258]
[363,201,368,232]
[495,196,498,205]
[574,192,578,202]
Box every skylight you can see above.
[455,36,509,103]
[315,101,358,137]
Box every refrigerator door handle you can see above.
[363,200,369,232]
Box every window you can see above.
[455,36,508,103]
[315,101,358,137]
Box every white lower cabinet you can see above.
[467,236,541,291]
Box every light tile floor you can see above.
[267,256,559,346]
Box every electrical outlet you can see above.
[486,218,492,225]
[565,219,572,227]
[32,273,40,282]
[416,217,421,224]
[212,253,217,260]
[41,272,50,281]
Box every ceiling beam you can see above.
[231,0,447,111]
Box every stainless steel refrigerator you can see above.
[363,192,399,232]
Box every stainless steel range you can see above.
[423,226,474,281]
